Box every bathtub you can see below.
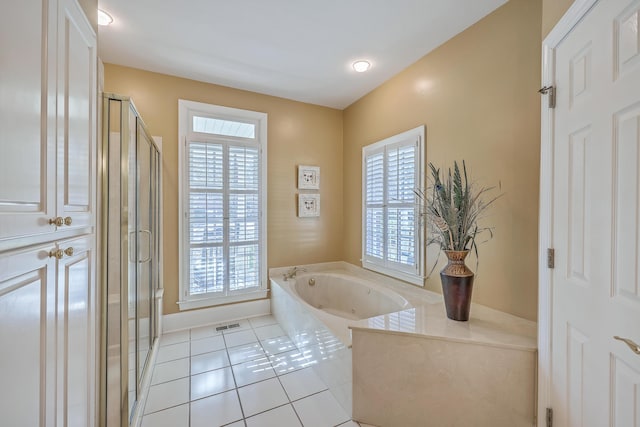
[293,272,409,320]
[270,263,410,347]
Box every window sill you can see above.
[362,261,425,287]
[177,289,269,311]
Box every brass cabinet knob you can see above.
[48,247,74,259]
[48,217,73,226]
[49,217,64,226]
[48,249,64,259]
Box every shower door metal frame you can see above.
[100,93,162,427]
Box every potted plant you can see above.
[417,160,500,321]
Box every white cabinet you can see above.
[0,0,96,242]
[0,237,96,427]
[0,0,57,241]
[55,235,96,427]
[0,0,97,426]
[0,245,57,426]
[57,0,97,231]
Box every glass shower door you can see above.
[103,93,161,427]
[136,118,154,388]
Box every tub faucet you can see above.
[283,266,306,281]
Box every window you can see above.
[362,126,425,285]
[178,100,267,309]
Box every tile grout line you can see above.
[188,328,192,427]
[244,317,300,425]
[223,325,248,425]
[151,315,357,426]
[274,327,312,426]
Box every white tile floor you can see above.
[141,315,374,427]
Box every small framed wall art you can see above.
[298,194,320,217]
[298,165,320,190]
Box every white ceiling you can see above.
[97,0,508,109]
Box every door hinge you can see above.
[547,248,555,269]
[539,85,556,108]
[546,407,553,427]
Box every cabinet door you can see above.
[0,245,57,426]
[56,234,96,427]
[0,0,57,241]
[57,0,97,230]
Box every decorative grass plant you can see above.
[416,160,501,267]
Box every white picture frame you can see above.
[298,194,320,217]
[298,165,320,189]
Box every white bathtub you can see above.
[270,264,410,347]
[293,272,409,320]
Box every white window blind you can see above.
[179,100,267,309]
[362,126,425,285]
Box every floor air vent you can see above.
[215,322,240,332]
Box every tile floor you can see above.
[141,315,375,427]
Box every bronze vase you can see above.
[440,250,475,321]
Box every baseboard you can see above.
[162,298,271,333]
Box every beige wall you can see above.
[104,0,549,321]
[343,0,542,321]
[104,64,344,315]
[541,0,574,38]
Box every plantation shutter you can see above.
[363,136,420,278]
[386,144,416,267]
[186,140,261,297]
[365,150,385,260]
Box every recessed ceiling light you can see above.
[352,60,371,73]
[98,9,113,26]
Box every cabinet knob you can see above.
[64,247,74,257]
[48,249,64,259]
[49,217,64,227]
[64,217,72,226]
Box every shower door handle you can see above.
[128,230,153,263]
[138,230,152,263]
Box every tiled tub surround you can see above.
[270,262,537,427]
[270,266,359,417]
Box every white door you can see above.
[57,0,97,230]
[550,0,640,425]
[0,0,57,241]
[0,245,57,426]
[56,235,96,427]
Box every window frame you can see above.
[178,99,268,310]
[361,125,426,286]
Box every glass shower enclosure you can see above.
[101,93,162,426]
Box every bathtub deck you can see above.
[270,262,537,427]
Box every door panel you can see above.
[0,245,56,426]
[567,126,591,282]
[0,0,56,241]
[57,0,96,229]
[551,0,640,426]
[614,3,640,79]
[57,235,95,427]
[613,103,640,301]
[611,355,640,426]
[566,324,589,427]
